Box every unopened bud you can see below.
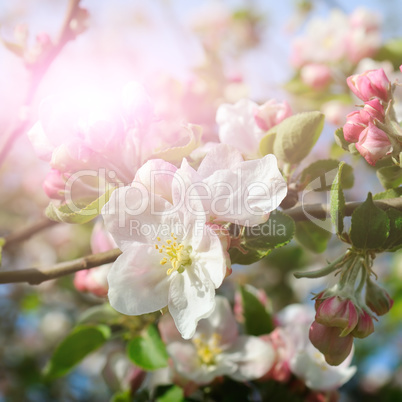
[366,279,394,316]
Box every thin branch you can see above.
[0,0,82,167]
[0,197,401,286]
[0,248,122,285]
[3,218,58,250]
[285,197,402,221]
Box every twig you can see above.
[0,197,401,286]
[3,218,58,250]
[0,248,122,285]
[285,198,402,221]
[0,0,82,167]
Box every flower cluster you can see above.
[343,68,402,165]
[303,251,394,366]
[291,8,381,89]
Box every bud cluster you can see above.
[343,68,402,166]
[300,251,394,365]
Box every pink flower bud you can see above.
[365,280,394,316]
[343,111,368,143]
[347,69,390,102]
[355,122,392,166]
[360,99,385,122]
[300,64,332,90]
[309,321,354,366]
[254,99,292,131]
[315,296,359,336]
[351,310,374,339]
[42,169,66,200]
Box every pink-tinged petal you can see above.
[355,122,392,166]
[216,99,262,159]
[166,341,199,377]
[225,336,275,381]
[197,144,244,178]
[107,243,169,315]
[42,169,66,200]
[290,344,356,391]
[27,121,54,161]
[254,99,292,131]
[91,220,117,254]
[343,111,367,143]
[196,297,238,347]
[347,69,390,102]
[134,159,177,203]
[102,186,173,250]
[193,225,227,289]
[309,321,354,366]
[300,64,332,90]
[351,310,374,339]
[168,265,216,339]
[202,154,287,226]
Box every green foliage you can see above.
[300,159,354,190]
[330,162,347,235]
[77,303,122,325]
[45,188,114,224]
[44,325,111,379]
[229,211,295,265]
[111,390,132,402]
[382,208,402,251]
[127,324,169,371]
[374,38,402,69]
[295,220,332,253]
[376,166,402,189]
[373,187,402,200]
[155,385,184,402]
[350,193,390,251]
[240,285,274,336]
[260,112,324,164]
[0,237,5,266]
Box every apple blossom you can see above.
[365,279,394,316]
[158,296,275,384]
[275,304,356,390]
[216,98,292,159]
[300,64,332,90]
[347,69,390,103]
[355,122,392,166]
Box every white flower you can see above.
[159,296,275,384]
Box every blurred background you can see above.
[1,0,402,400]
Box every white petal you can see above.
[107,244,169,315]
[196,296,238,346]
[102,186,172,251]
[194,227,227,289]
[168,265,216,339]
[202,154,287,226]
[225,336,275,381]
[197,144,244,178]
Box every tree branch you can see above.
[285,197,402,221]
[0,197,400,286]
[3,218,58,250]
[0,248,121,285]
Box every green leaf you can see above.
[382,208,402,251]
[260,112,325,164]
[334,127,350,151]
[127,324,168,371]
[373,187,402,200]
[350,193,390,251]
[155,385,184,402]
[240,285,274,336]
[376,166,402,189]
[229,211,295,265]
[295,220,332,253]
[259,131,276,156]
[374,38,402,69]
[300,159,354,190]
[45,188,114,224]
[44,325,111,379]
[111,390,132,402]
[77,303,121,325]
[330,162,347,235]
